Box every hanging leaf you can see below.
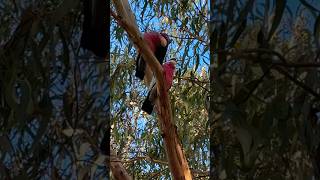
[229,19,247,48]
[226,0,236,25]
[299,0,320,13]
[267,0,286,41]
[52,0,80,24]
[62,128,84,137]
[194,54,200,72]
[235,126,253,155]
[58,26,70,82]
[79,142,91,158]
[236,0,255,23]
[314,15,320,48]
[91,155,106,175]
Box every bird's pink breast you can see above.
[143,32,161,52]
[163,63,175,90]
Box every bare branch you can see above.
[111,0,192,179]
[110,149,132,180]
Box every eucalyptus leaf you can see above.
[314,15,320,48]
[267,0,286,41]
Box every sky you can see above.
[109,0,320,176]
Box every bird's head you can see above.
[167,58,177,70]
[160,32,172,47]
[169,58,177,65]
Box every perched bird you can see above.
[141,59,176,114]
[136,32,171,86]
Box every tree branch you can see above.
[273,66,320,99]
[110,149,132,180]
[111,1,192,179]
[225,49,320,99]
[176,77,209,92]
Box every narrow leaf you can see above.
[314,15,320,48]
[229,19,247,47]
[299,0,320,13]
[267,0,286,40]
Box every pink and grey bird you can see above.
[142,59,176,114]
[136,32,171,86]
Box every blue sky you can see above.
[110,0,210,174]
[109,0,320,175]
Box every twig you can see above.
[169,34,202,41]
[192,0,209,21]
[236,65,274,104]
[180,25,207,44]
[176,77,209,92]
[236,48,287,63]
[74,55,79,128]
[122,156,168,165]
[226,49,320,68]
[109,148,132,180]
[273,66,320,99]
[273,62,320,68]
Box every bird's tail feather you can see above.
[142,90,154,114]
[135,54,145,80]
[142,99,153,115]
[135,69,145,80]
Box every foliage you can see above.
[0,0,109,179]
[210,0,320,179]
[110,0,210,179]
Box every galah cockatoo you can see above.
[141,59,176,114]
[136,32,171,86]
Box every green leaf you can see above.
[299,0,320,13]
[223,102,246,126]
[91,155,106,175]
[229,19,247,48]
[51,0,80,25]
[226,0,236,24]
[141,0,148,19]
[267,0,286,41]
[272,97,289,120]
[236,0,255,23]
[62,128,84,137]
[314,15,320,48]
[229,0,255,47]
[58,27,70,81]
[232,78,261,104]
[78,167,90,180]
[194,54,200,72]
[79,142,91,158]
[260,103,274,138]
[235,126,253,155]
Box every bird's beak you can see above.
[170,58,177,65]
[160,32,172,45]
